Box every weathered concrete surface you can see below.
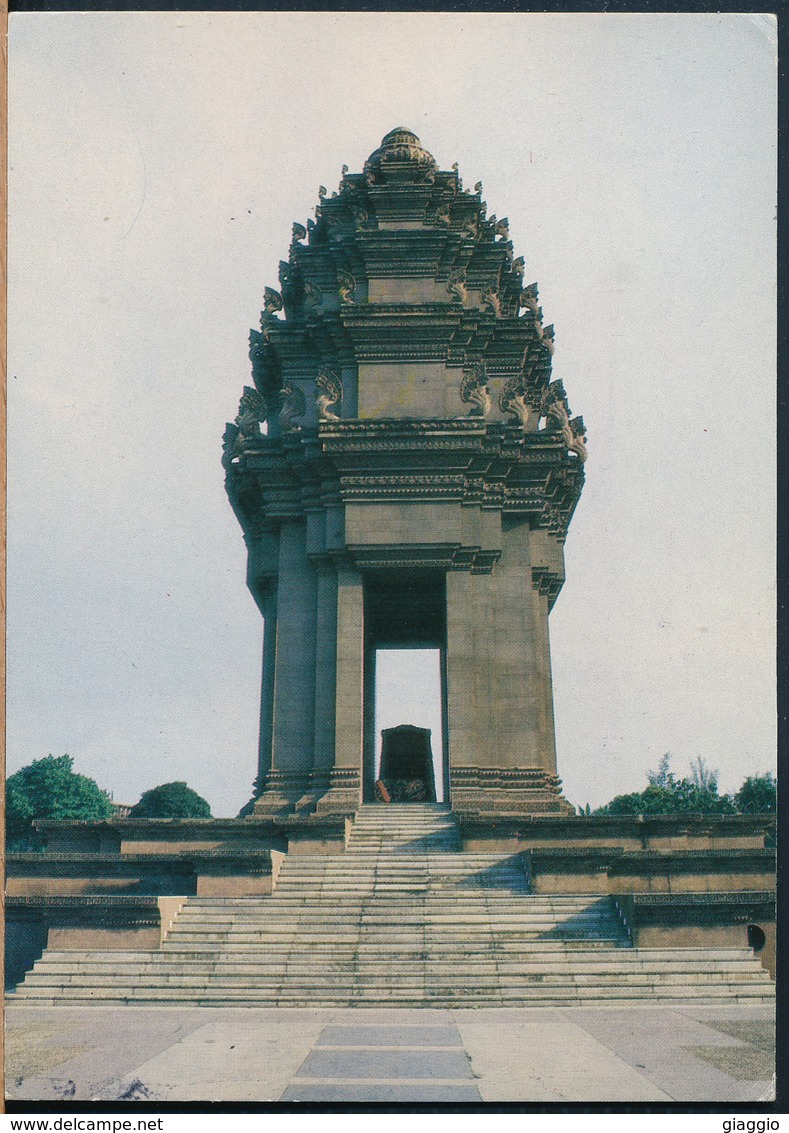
[5,1004,774,1104]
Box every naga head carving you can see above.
[278,383,306,433]
[316,368,343,420]
[461,363,491,418]
[263,286,284,315]
[337,270,357,304]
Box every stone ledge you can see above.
[6,848,285,898]
[7,895,161,911]
[8,850,278,866]
[612,891,777,977]
[37,816,343,831]
[628,890,775,907]
[529,848,775,867]
[457,812,775,832]
[522,844,775,896]
[5,896,189,984]
[6,894,165,930]
[457,812,775,852]
[34,815,347,854]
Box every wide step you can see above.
[9,804,773,1008]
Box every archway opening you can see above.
[362,572,448,802]
[747,923,766,952]
[374,649,446,802]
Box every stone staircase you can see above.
[9,804,774,1007]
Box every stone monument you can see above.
[5,131,775,1002]
[224,128,587,818]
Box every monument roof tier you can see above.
[364,127,439,182]
[225,128,587,574]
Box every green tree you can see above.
[689,757,719,794]
[648,753,673,789]
[130,781,212,819]
[734,772,776,815]
[595,754,736,816]
[6,754,114,843]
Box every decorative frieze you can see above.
[450,766,574,816]
[336,542,501,573]
[228,418,583,537]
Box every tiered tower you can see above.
[224,128,587,818]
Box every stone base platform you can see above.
[6,807,775,994]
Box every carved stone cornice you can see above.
[5,894,163,927]
[249,282,547,386]
[319,417,486,437]
[629,891,775,908]
[331,542,501,574]
[8,850,278,867]
[337,474,466,501]
[531,567,564,607]
[7,894,161,906]
[227,419,584,537]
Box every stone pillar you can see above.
[485,529,548,768]
[529,585,559,763]
[312,565,339,788]
[445,570,487,763]
[315,566,364,812]
[256,588,278,793]
[445,526,570,814]
[258,522,318,811]
[363,642,377,801]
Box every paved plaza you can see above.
[5,1004,774,1104]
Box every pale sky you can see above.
[8,12,776,816]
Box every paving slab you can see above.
[5,1008,209,1103]
[316,1025,458,1047]
[5,1004,775,1104]
[294,1048,473,1081]
[564,1007,775,1102]
[456,1014,670,1102]
[283,1018,480,1103]
[93,1012,327,1102]
[280,1083,482,1102]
